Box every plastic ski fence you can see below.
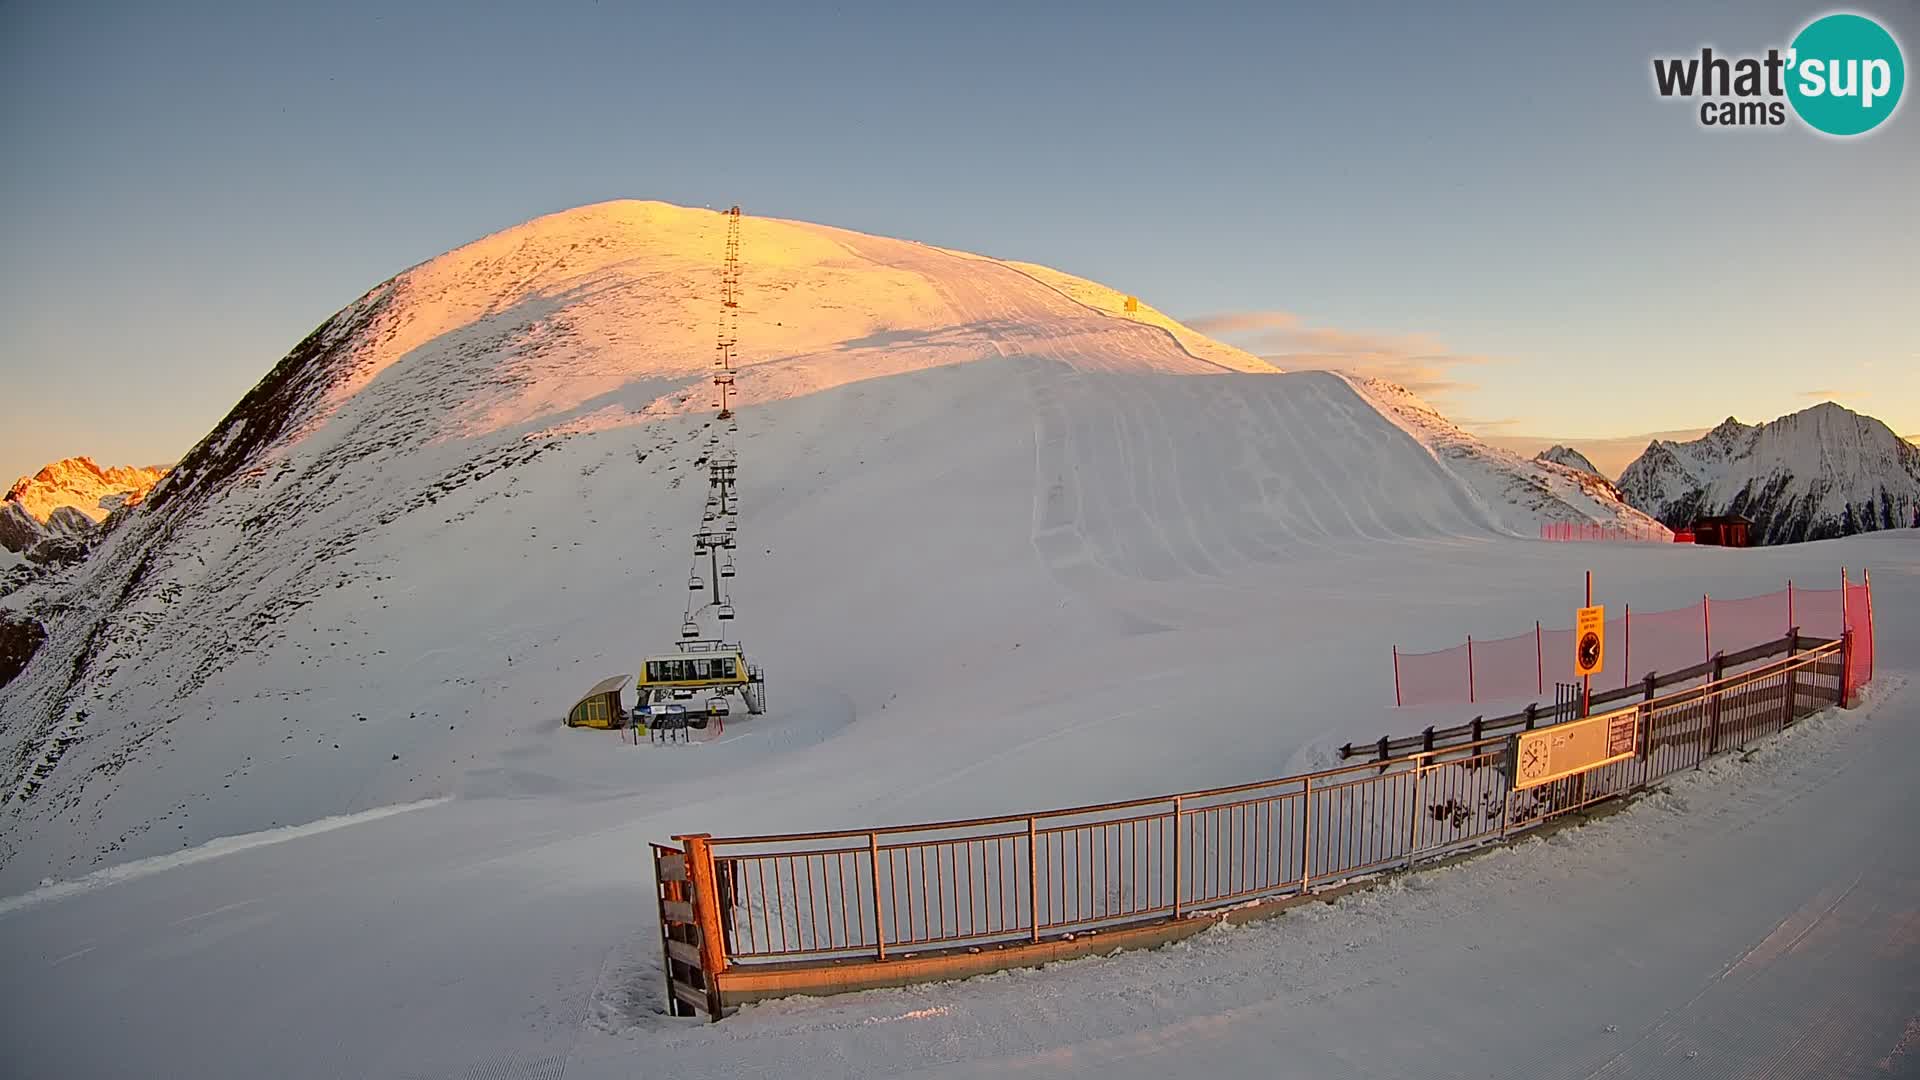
[1539,522,1671,543]
[1394,572,1875,708]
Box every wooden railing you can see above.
[652,636,1852,1019]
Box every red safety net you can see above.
[1793,586,1846,641]
[1393,576,1874,707]
[1539,522,1670,543]
[1470,630,1546,702]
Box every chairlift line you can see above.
[619,203,765,736]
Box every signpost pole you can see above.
[1583,571,1592,716]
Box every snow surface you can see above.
[0,532,1911,1079]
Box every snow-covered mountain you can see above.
[5,457,167,528]
[0,199,1655,887]
[0,457,169,566]
[1618,403,1920,544]
[1349,380,1665,536]
[1535,445,1600,477]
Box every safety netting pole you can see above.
[1840,568,1849,705]
[1865,569,1877,685]
[1393,646,1402,707]
[1703,593,1712,666]
[1467,635,1476,704]
[1623,603,1631,689]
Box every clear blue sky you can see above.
[2,1,1915,481]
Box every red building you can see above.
[1689,514,1755,547]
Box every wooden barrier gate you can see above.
[652,838,729,1020]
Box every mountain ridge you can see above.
[1618,401,1920,543]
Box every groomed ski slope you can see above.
[0,532,1911,1079]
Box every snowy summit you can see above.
[1618,401,1920,543]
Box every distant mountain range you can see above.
[1,457,168,566]
[1616,402,1920,544]
[1484,430,1709,480]
[1534,445,1601,476]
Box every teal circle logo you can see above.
[1786,13,1905,136]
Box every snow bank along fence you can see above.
[650,635,1871,1020]
[1391,572,1873,709]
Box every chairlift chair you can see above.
[688,573,704,590]
[716,603,735,621]
[720,558,736,578]
[680,620,700,639]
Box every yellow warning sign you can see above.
[1574,604,1605,677]
[1514,706,1639,790]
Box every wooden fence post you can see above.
[678,833,728,1020]
[869,831,886,960]
[1782,630,1799,728]
[1406,754,1426,868]
[1169,799,1183,918]
[1299,777,1313,892]
[1706,654,1726,755]
[1028,816,1042,940]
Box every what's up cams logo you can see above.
[1653,12,1904,135]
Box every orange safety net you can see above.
[1846,576,1875,697]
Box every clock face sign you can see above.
[1574,605,1605,676]
[1579,632,1602,671]
[1520,739,1550,782]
